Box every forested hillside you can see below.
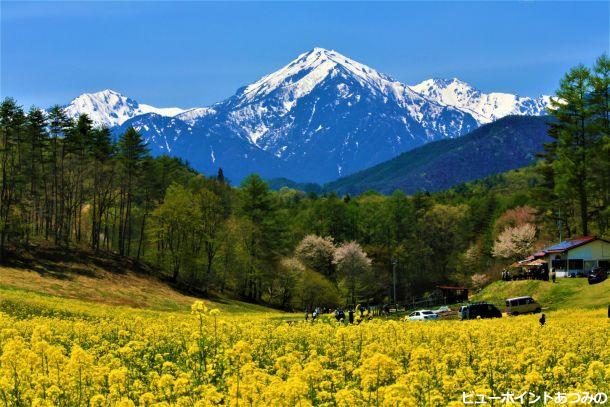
[325,115,551,195]
[0,56,608,310]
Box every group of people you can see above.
[305,305,377,324]
[501,266,551,282]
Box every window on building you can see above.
[568,259,584,270]
[552,260,567,270]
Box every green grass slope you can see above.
[0,246,281,314]
[0,265,282,315]
[472,278,610,311]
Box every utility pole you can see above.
[392,258,397,306]
[557,208,563,242]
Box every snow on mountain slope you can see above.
[175,107,217,125]
[410,78,549,124]
[116,112,289,181]
[241,48,398,106]
[229,48,473,146]
[188,48,478,181]
[113,113,193,154]
[59,48,551,183]
[63,89,187,128]
[140,105,186,117]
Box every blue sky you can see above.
[1,1,608,109]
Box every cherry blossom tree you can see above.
[333,241,372,305]
[492,223,537,260]
[295,234,336,278]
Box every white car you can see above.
[408,310,440,321]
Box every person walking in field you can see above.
[348,309,354,324]
[551,268,556,283]
[539,313,546,326]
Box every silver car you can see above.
[408,310,440,321]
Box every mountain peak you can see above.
[414,77,477,92]
[307,46,335,55]
[437,77,470,86]
[98,88,122,95]
[240,47,396,105]
[411,78,548,124]
[76,89,129,103]
[64,89,187,128]
[71,89,127,102]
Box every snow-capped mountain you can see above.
[176,48,477,181]
[63,89,187,128]
[227,48,475,147]
[410,78,550,124]
[61,48,551,183]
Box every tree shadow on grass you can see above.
[0,245,146,280]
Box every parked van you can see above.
[459,302,502,320]
[505,296,541,316]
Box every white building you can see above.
[531,236,610,278]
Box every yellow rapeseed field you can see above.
[0,294,608,406]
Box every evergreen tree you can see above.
[0,99,26,258]
[590,55,610,234]
[47,105,72,245]
[239,174,283,300]
[117,127,149,256]
[24,107,49,240]
[216,167,225,184]
[90,127,115,251]
[547,65,596,236]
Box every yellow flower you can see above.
[116,398,135,407]
[0,291,606,406]
[191,301,208,314]
[89,394,105,407]
[139,392,155,406]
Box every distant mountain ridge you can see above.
[60,48,551,183]
[411,78,550,124]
